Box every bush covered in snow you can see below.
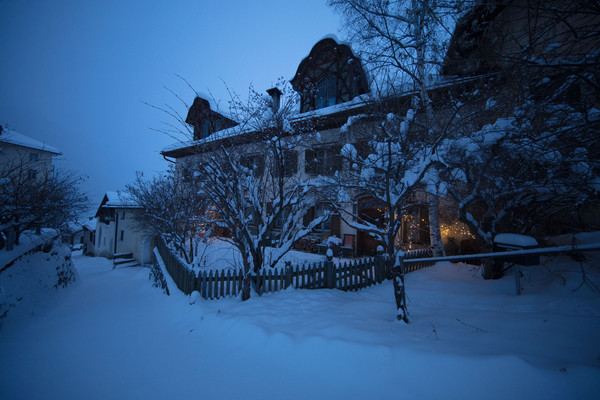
[0,241,78,323]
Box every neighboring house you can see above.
[82,218,96,256]
[94,192,154,265]
[61,222,84,248]
[0,125,61,180]
[0,125,62,250]
[442,0,600,236]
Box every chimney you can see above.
[266,87,282,113]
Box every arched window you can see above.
[315,75,337,109]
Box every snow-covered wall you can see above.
[94,209,153,264]
[0,142,55,177]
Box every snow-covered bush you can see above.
[0,240,77,323]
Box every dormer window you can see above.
[291,38,369,113]
[316,75,337,109]
[184,96,238,142]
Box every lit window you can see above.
[315,75,337,109]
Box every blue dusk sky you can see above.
[0,0,341,213]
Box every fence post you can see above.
[375,246,385,283]
[392,252,409,323]
[285,264,292,289]
[325,249,335,289]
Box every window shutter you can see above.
[303,206,315,227]
[304,149,314,174]
[285,150,298,176]
[330,214,341,237]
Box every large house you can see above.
[162,36,442,256]
[94,192,155,266]
[161,1,599,256]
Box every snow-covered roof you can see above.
[290,93,372,122]
[95,192,140,218]
[82,218,97,231]
[161,95,372,157]
[0,127,61,155]
[103,191,139,208]
[63,222,83,234]
[95,192,141,217]
[162,69,496,159]
[161,124,254,155]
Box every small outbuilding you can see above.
[94,192,155,265]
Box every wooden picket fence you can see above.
[156,236,434,299]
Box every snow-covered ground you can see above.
[1,247,599,399]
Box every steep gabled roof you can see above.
[83,218,97,231]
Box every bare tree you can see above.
[0,157,87,249]
[126,164,206,264]
[332,98,446,322]
[438,0,600,277]
[191,83,327,300]
[329,0,465,257]
[334,102,438,258]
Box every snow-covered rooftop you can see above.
[290,92,372,122]
[0,127,61,155]
[82,218,97,231]
[162,73,497,158]
[101,191,140,209]
[161,124,253,155]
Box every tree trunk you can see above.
[481,241,503,280]
[12,226,20,246]
[5,225,16,251]
[241,274,252,301]
[392,254,409,323]
[428,192,445,257]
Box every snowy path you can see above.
[1,253,599,399]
